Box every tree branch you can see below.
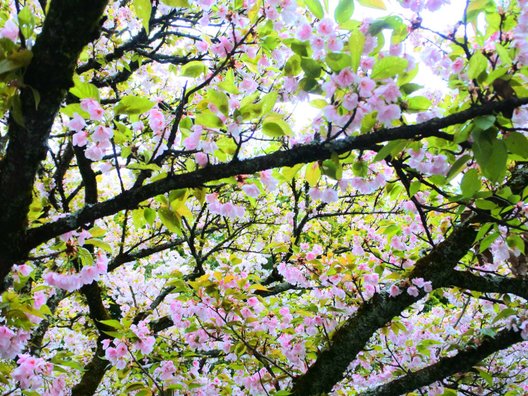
[290,222,478,395]
[0,0,108,285]
[359,329,523,396]
[25,98,528,257]
[440,270,528,300]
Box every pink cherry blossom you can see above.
[260,170,278,191]
[72,131,89,147]
[327,35,343,52]
[389,284,402,297]
[155,360,176,381]
[33,291,47,309]
[80,98,104,121]
[0,20,18,41]
[68,113,86,132]
[359,77,376,97]
[321,188,338,203]
[452,57,465,73]
[211,36,234,57]
[407,286,420,297]
[85,143,104,161]
[183,128,202,150]
[378,104,401,127]
[342,92,359,111]
[316,18,335,36]
[242,184,260,198]
[195,152,208,167]
[149,108,165,135]
[296,23,312,41]
[92,126,113,143]
[335,68,356,87]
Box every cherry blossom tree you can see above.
[0,0,527,394]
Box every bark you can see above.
[290,224,477,395]
[359,329,523,396]
[0,0,108,286]
[25,98,528,255]
[441,271,528,300]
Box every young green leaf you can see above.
[334,0,354,24]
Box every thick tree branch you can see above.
[0,0,108,285]
[440,270,528,300]
[290,223,477,395]
[290,165,528,395]
[359,329,523,396]
[25,98,528,257]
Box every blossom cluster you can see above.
[12,354,53,390]
[43,252,108,292]
[0,325,29,359]
[206,193,245,219]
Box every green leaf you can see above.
[99,319,123,329]
[301,57,322,78]
[475,199,497,210]
[62,103,89,118]
[446,154,471,181]
[281,163,303,181]
[84,239,113,253]
[260,92,278,114]
[406,96,431,111]
[473,115,495,130]
[460,169,481,198]
[494,43,512,65]
[262,114,292,137]
[505,131,528,159]
[508,235,525,254]
[159,207,182,235]
[70,79,99,100]
[161,0,190,6]
[334,0,354,24]
[0,49,33,75]
[480,232,499,252]
[181,60,207,77]
[409,180,421,197]
[290,39,310,55]
[77,247,93,266]
[472,129,507,183]
[352,160,368,177]
[207,90,229,115]
[305,0,324,19]
[368,16,403,35]
[476,369,493,386]
[114,96,154,115]
[144,207,156,225]
[325,52,352,72]
[133,0,151,34]
[305,162,321,187]
[371,56,408,79]
[349,28,365,72]
[125,383,151,393]
[299,77,320,93]
[400,83,422,95]
[358,0,386,9]
[18,7,35,40]
[373,140,407,162]
[284,54,302,76]
[467,51,487,80]
[195,110,224,128]
[322,156,342,180]
[218,69,239,94]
